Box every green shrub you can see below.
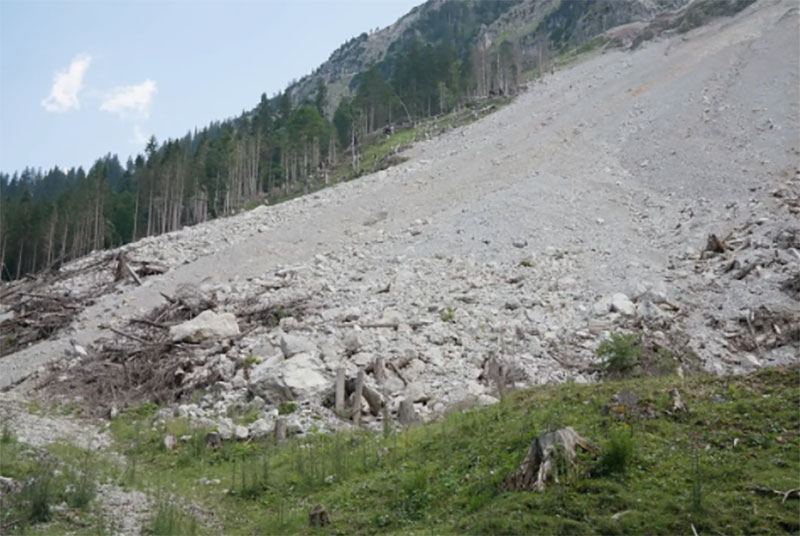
[440,307,455,323]
[1,423,14,444]
[596,426,635,476]
[150,495,198,536]
[278,402,297,415]
[598,333,642,376]
[65,457,96,509]
[24,464,54,523]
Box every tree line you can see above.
[1,33,527,280]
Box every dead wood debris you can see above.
[749,485,800,503]
[733,306,800,353]
[39,288,312,415]
[0,251,170,358]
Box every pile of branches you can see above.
[41,285,313,415]
[734,306,800,353]
[40,285,222,414]
[0,251,167,358]
[0,291,81,358]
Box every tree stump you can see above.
[503,427,596,492]
[670,388,688,414]
[398,399,419,427]
[335,367,346,412]
[205,431,222,449]
[352,368,365,425]
[308,503,331,527]
[273,418,287,443]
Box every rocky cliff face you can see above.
[288,0,693,114]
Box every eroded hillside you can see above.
[0,0,798,533]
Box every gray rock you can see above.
[610,293,635,316]
[403,359,426,382]
[249,418,272,439]
[249,352,328,401]
[280,333,316,358]
[234,425,249,440]
[217,418,235,440]
[592,296,612,316]
[169,310,240,343]
[343,332,361,354]
[381,308,403,324]
[637,298,669,323]
[163,434,177,451]
[405,381,429,403]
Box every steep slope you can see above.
[1,0,795,425]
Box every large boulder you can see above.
[249,352,328,401]
[169,310,239,343]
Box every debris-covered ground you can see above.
[0,2,797,526]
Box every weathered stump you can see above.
[205,431,222,449]
[335,367,346,412]
[308,503,331,527]
[273,418,287,443]
[398,399,419,427]
[503,427,596,491]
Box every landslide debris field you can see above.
[0,1,798,534]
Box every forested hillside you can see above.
[0,0,701,280]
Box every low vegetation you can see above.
[0,438,106,534]
[1,366,797,534]
[62,365,796,535]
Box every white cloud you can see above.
[41,54,92,112]
[100,79,157,119]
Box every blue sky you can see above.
[0,0,421,174]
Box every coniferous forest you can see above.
[0,0,557,280]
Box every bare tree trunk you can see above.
[146,186,154,237]
[15,241,23,279]
[335,367,345,413]
[373,357,386,384]
[45,209,57,266]
[132,183,139,241]
[352,368,365,425]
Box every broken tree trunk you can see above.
[344,376,383,416]
[335,367,346,412]
[503,427,596,492]
[373,357,386,384]
[361,384,383,416]
[352,368,365,425]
